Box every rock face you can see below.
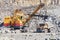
[0,0,60,40]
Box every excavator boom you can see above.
[23,3,45,25]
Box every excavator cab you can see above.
[10,9,26,30]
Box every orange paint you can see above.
[4,23,10,27]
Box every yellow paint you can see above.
[4,16,11,23]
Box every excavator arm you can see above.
[23,3,45,25]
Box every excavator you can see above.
[3,3,45,30]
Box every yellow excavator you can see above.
[3,3,45,29]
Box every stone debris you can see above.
[0,0,60,40]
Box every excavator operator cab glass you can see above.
[20,16,23,20]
